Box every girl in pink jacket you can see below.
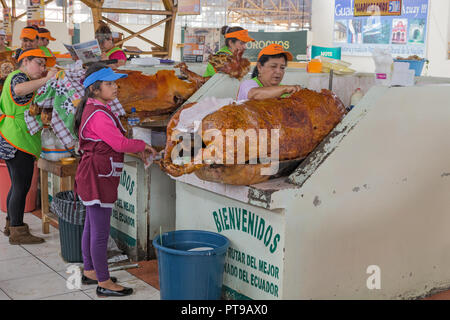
[73,63,156,298]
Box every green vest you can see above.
[0,70,41,158]
[251,77,290,98]
[203,46,233,77]
[106,47,124,58]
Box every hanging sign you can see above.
[67,0,74,36]
[2,8,12,42]
[354,0,402,16]
[333,0,429,57]
[27,0,45,27]
[178,0,201,15]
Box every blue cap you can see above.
[131,107,136,113]
[83,67,128,88]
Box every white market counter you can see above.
[174,84,450,299]
[110,154,175,261]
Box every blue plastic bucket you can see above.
[153,230,230,300]
[393,59,426,76]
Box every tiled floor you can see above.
[0,212,160,300]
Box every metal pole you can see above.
[328,69,334,91]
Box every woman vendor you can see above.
[237,43,302,100]
[36,28,57,63]
[95,23,127,68]
[0,48,57,245]
[203,25,255,77]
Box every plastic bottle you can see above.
[41,126,72,161]
[127,108,140,138]
[54,134,72,160]
[349,88,364,111]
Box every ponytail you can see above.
[251,66,259,79]
[73,84,100,138]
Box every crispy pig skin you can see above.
[0,51,16,92]
[159,88,346,184]
[116,69,197,117]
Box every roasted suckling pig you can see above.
[0,51,16,92]
[159,89,346,185]
[115,69,198,121]
[208,49,250,80]
[176,49,251,87]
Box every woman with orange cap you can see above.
[37,28,56,60]
[237,43,302,100]
[37,27,56,47]
[14,26,39,61]
[0,48,57,245]
[203,25,255,77]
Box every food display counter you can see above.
[173,84,450,299]
[110,154,175,261]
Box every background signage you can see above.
[244,31,308,62]
[333,0,429,57]
[354,0,402,16]
[27,0,45,27]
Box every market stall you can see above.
[110,153,175,261]
[171,79,450,299]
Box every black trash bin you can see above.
[51,191,86,263]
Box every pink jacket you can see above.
[82,98,145,153]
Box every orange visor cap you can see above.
[20,28,38,40]
[18,48,56,67]
[38,31,56,41]
[225,29,255,43]
[257,43,294,61]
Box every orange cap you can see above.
[18,49,56,67]
[257,43,293,61]
[20,28,38,40]
[225,29,255,43]
[38,31,56,41]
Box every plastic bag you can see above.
[372,48,393,85]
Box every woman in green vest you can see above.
[237,44,302,100]
[95,23,127,68]
[0,48,57,245]
[203,25,255,78]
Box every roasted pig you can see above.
[115,69,198,121]
[159,89,346,185]
[176,49,251,87]
[0,51,16,92]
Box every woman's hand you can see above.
[248,84,303,100]
[45,67,58,80]
[144,144,158,158]
[138,144,158,166]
